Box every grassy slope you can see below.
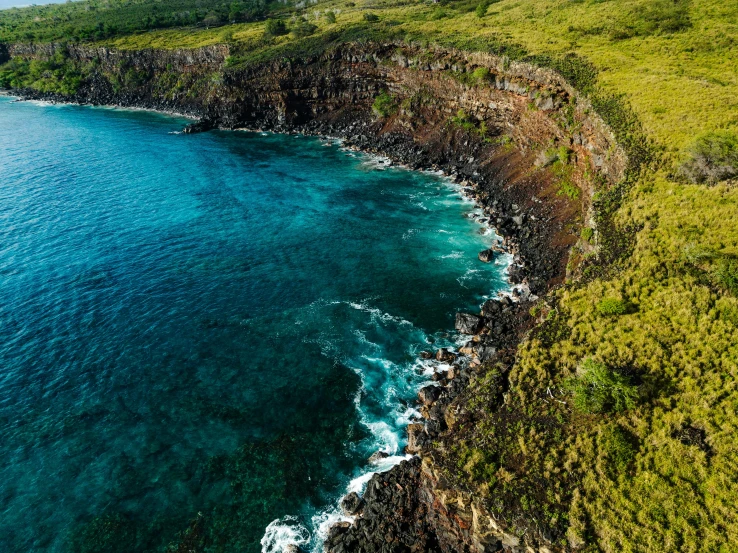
[2,1,738,551]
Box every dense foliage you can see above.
[0,0,273,42]
[1,0,737,551]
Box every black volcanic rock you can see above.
[455,312,485,334]
[418,385,441,405]
[182,118,217,134]
[478,248,496,263]
[341,492,365,516]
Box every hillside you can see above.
[1,0,738,552]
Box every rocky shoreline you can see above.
[1,40,627,552]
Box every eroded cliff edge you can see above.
[2,41,627,553]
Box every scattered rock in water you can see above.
[447,365,459,379]
[455,312,485,334]
[478,248,496,263]
[340,492,365,516]
[182,118,216,134]
[435,348,455,362]
[431,370,448,382]
[419,350,433,360]
[368,450,389,464]
[284,545,306,553]
[458,341,474,356]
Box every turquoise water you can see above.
[0,96,508,553]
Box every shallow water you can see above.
[0,96,509,553]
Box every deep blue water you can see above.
[0,96,509,553]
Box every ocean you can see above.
[0,96,509,553]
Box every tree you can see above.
[264,18,287,37]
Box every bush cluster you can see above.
[563,359,639,414]
[679,130,738,184]
[372,91,398,118]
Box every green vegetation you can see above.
[263,18,288,38]
[596,297,627,316]
[1,0,738,551]
[563,359,639,414]
[0,52,82,94]
[0,0,273,43]
[450,109,489,137]
[371,91,397,118]
[679,130,738,184]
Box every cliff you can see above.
[2,41,627,553]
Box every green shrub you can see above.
[430,8,448,20]
[581,227,594,243]
[372,91,397,118]
[558,181,580,200]
[713,256,738,296]
[263,18,287,37]
[457,447,497,485]
[291,19,317,38]
[471,67,490,82]
[563,359,638,414]
[679,131,738,184]
[324,11,336,24]
[475,0,489,18]
[363,13,379,22]
[596,297,627,316]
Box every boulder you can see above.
[481,299,502,317]
[340,492,365,516]
[455,312,485,334]
[474,343,497,362]
[419,350,433,360]
[478,249,496,263]
[431,370,448,382]
[182,118,216,134]
[368,450,389,464]
[418,385,441,405]
[435,348,455,362]
[327,521,351,542]
[458,341,475,356]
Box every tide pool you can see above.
[0,96,508,553]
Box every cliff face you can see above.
[4,41,625,552]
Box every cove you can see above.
[0,96,509,553]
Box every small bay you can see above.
[0,96,508,553]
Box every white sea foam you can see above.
[261,516,311,553]
[258,168,514,552]
[346,301,414,327]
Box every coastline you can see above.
[3,90,522,550]
[3,90,527,551]
[1,41,590,548]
